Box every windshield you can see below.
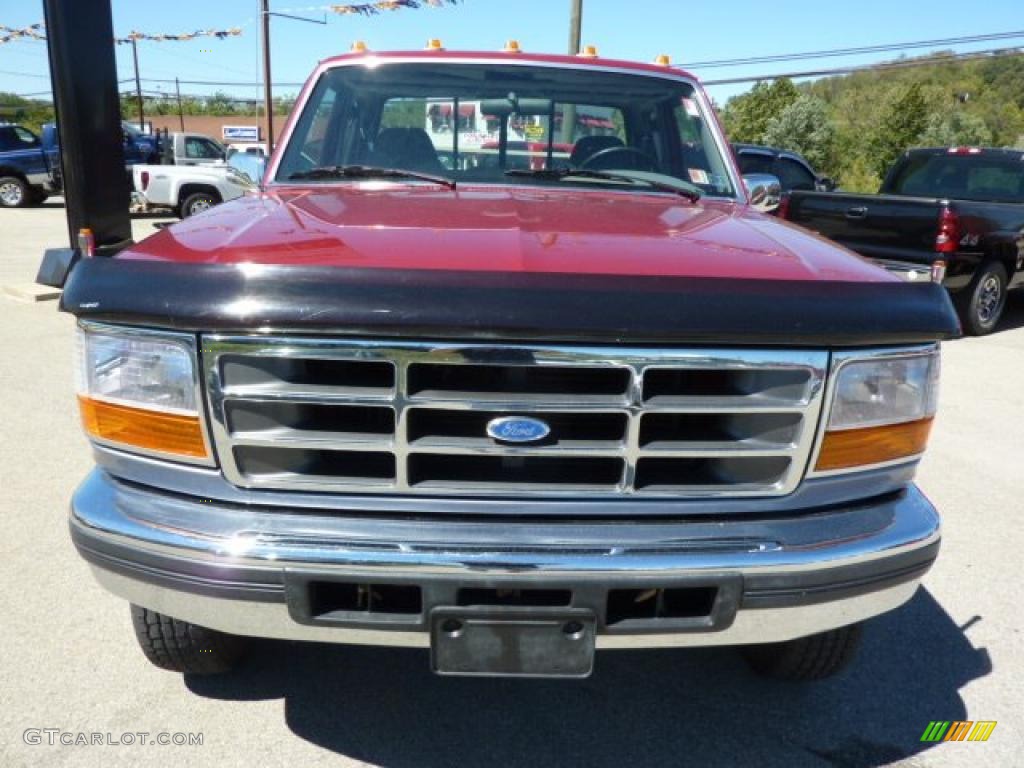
[275,62,737,198]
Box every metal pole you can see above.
[561,0,582,143]
[132,38,144,132]
[261,0,274,149]
[175,77,185,131]
[568,0,582,55]
[40,0,131,252]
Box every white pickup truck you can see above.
[131,161,255,217]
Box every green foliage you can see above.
[866,83,929,178]
[723,51,1024,192]
[762,95,837,171]
[920,109,992,147]
[720,78,799,144]
[0,93,55,134]
[118,91,299,121]
[380,99,427,129]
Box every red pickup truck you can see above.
[65,48,958,681]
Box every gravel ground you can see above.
[1,203,1021,768]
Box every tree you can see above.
[720,78,800,144]
[920,109,992,147]
[867,83,929,178]
[762,95,837,170]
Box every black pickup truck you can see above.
[782,147,1024,335]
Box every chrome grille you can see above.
[203,337,827,498]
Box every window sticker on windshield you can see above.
[682,98,700,117]
[688,168,709,184]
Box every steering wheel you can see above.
[580,146,658,172]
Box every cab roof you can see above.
[318,49,701,83]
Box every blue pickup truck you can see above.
[0,122,61,208]
[1,120,163,208]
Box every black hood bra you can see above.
[63,258,960,347]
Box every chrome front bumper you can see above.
[70,468,940,648]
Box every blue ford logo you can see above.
[486,416,551,443]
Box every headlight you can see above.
[814,347,939,473]
[75,325,211,462]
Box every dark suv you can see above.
[732,143,835,194]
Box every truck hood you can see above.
[123,184,894,283]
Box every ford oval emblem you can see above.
[486,416,551,443]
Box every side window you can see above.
[672,99,734,196]
[301,85,339,167]
[774,157,816,192]
[737,152,774,176]
[184,137,224,160]
[184,138,204,159]
[201,139,224,159]
[12,127,40,148]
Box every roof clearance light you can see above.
[350,40,368,53]
[654,54,671,66]
[425,38,445,51]
[578,44,599,58]
[503,39,522,53]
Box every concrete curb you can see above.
[2,283,62,303]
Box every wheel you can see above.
[741,623,863,681]
[179,191,219,218]
[130,604,247,674]
[956,261,1008,336]
[0,176,30,208]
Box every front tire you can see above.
[957,261,1008,336]
[179,191,219,218]
[0,176,30,208]
[741,623,863,681]
[130,604,247,674]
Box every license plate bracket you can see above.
[430,606,596,678]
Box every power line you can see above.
[702,46,1023,86]
[684,29,1024,69]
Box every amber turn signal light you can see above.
[815,417,933,472]
[78,395,209,459]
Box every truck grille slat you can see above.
[204,339,827,499]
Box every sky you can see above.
[1,0,1022,107]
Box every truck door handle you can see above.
[845,206,868,219]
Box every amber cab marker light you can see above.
[350,40,368,53]
[578,44,599,58]
[654,54,671,66]
[503,40,522,53]
[425,38,445,51]
[815,417,934,472]
[78,395,209,459]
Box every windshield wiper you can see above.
[287,164,456,189]
[505,167,701,202]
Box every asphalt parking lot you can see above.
[1,203,1022,768]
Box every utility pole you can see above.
[561,0,582,143]
[261,0,274,150]
[131,37,144,132]
[568,0,582,55]
[175,77,185,131]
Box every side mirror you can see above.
[816,176,836,192]
[743,173,782,213]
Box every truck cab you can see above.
[64,47,958,681]
[0,122,61,207]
